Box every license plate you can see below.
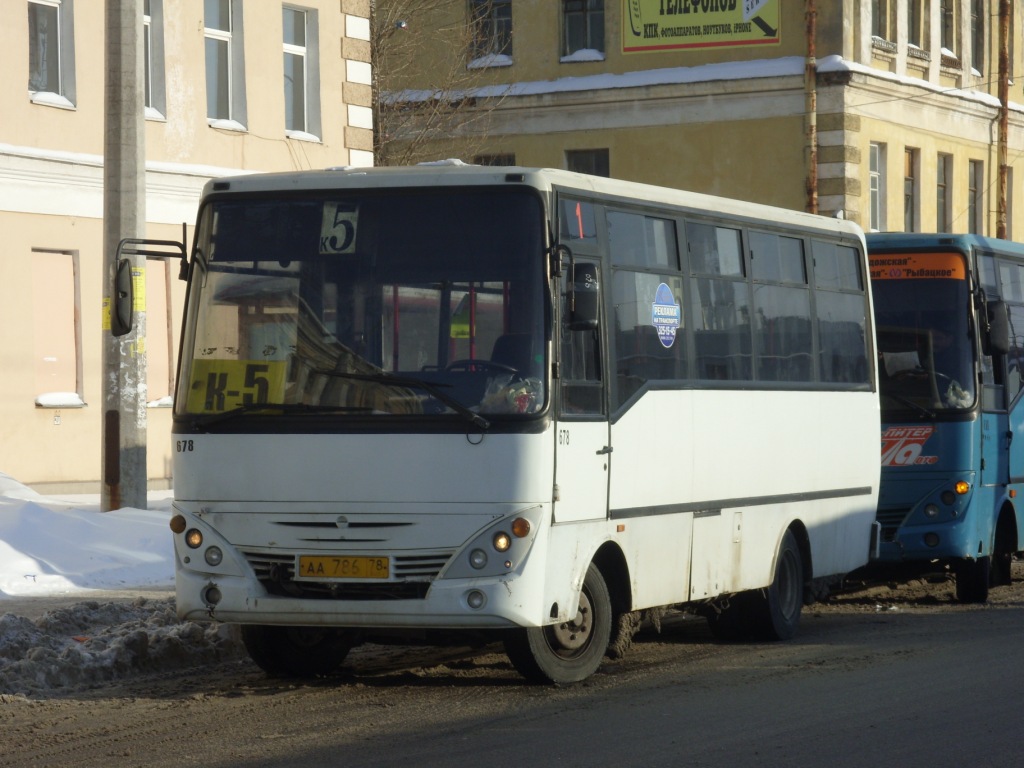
[296,555,389,580]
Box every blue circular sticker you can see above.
[652,283,681,348]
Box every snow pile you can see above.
[0,597,243,697]
[0,471,244,697]
[0,471,174,597]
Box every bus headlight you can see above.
[185,529,203,549]
[924,504,939,518]
[204,546,223,566]
[469,549,488,569]
[493,532,512,552]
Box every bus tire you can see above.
[955,557,990,603]
[503,563,612,684]
[992,515,1015,588]
[750,529,804,641]
[241,625,353,678]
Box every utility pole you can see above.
[804,0,818,215]
[997,0,1009,239]
[101,0,147,512]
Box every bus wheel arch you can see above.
[751,526,807,641]
[591,542,636,660]
[503,560,614,684]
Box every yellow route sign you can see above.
[623,0,780,53]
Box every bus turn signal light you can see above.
[955,481,970,495]
[169,514,187,534]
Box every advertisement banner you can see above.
[623,0,781,54]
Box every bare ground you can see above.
[3,563,1023,767]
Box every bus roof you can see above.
[865,231,1024,256]
[201,164,865,241]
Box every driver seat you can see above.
[491,333,539,378]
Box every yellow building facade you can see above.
[2,0,373,491]
[381,0,1024,236]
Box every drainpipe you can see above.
[805,0,818,215]
[997,0,1009,239]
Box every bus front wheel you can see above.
[503,563,612,684]
[241,625,354,678]
[955,557,990,603]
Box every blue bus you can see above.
[867,232,1024,602]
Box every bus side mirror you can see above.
[987,300,1010,356]
[569,262,600,331]
[111,257,134,337]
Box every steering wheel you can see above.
[445,359,517,374]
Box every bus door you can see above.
[554,259,610,523]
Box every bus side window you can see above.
[560,281,604,416]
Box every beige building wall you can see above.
[2,0,372,491]
[382,0,1024,234]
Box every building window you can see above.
[872,0,894,40]
[474,153,516,165]
[937,153,952,233]
[869,142,886,231]
[969,159,984,234]
[283,6,321,138]
[562,0,604,58]
[971,0,984,71]
[470,0,512,63]
[205,0,247,126]
[907,0,928,49]
[904,148,919,232]
[32,249,83,407]
[28,0,76,106]
[144,0,166,117]
[566,148,609,177]
[940,0,956,54]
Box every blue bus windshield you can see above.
[872,276,976,414]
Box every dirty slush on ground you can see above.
[2,561,1022,700]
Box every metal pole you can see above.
[101,0,147,511]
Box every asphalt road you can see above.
[3,570,1023,768]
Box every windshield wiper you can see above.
[190,402,373,429]
[882,393,935,420]
[311,370,490,430]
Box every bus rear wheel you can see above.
[503,563,612,684]
[241,625,354,678]
[750,529,804,641]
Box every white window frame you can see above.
[283,5,321,140]
[28,0,76,108]
[205,0,247,128]
[144,0,167,119]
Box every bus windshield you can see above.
[177,187,547,423]
[872,270,975,415]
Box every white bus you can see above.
[127,165,880,683]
